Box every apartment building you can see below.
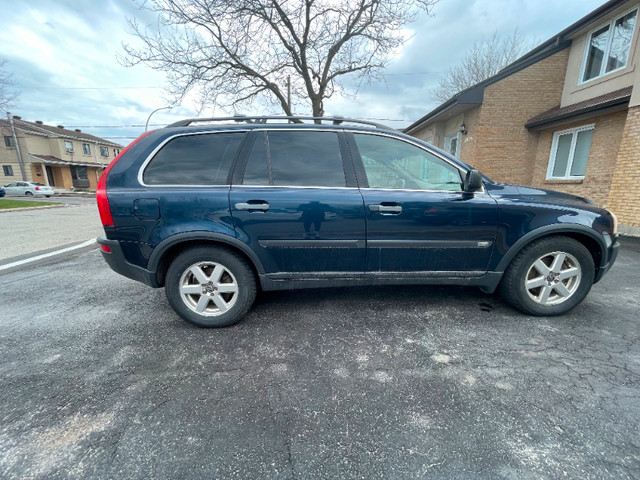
[1,116,122,191]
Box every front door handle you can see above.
[235,201,270,211]
[369,204,402,214]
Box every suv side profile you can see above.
[96,116,620,327]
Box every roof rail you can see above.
[164,115,392,130]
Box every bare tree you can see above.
[122,0,438,117]
[0,59,19,113]
[432,30,535,103]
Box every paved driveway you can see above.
[0,239,638,479]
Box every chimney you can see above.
[35,120,43,124]
[57,125,64,129]
[75,129,82,132]
[12,115,21,120]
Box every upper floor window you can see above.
[547,124,594,180]
[4,136,16,147]
[353,133,462,191]
[64,140,74,153]
[82,143,91,155]
[581,9,637,83]
[3,165,14,176]
[100,146,109,157]
[113,148,120,157]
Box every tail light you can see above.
[97,131,154,227]
[35,186,40,191]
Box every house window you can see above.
[113,148,120,157]
[581,8,637,83]
[64,141,74,153]
[82,143,91,155]
[444,133,461,158]
[100,146,109,157]
[4,136,16,147]
[2,165,14,176]
[547,125,594,180]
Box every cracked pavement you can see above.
[0,238,639,479]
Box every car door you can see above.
[4,182,19,194]
[229,129,366,274]
[348,132,498,273]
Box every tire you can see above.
[45,195,51,198]
[499,236,595,316]
[165,246,256,328]
[25,191,33,196]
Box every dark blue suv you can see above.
[96,116,619,327]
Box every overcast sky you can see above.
[0,0,606,146]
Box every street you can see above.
[0,195,100,261]
[0,237,638,479]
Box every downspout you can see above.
[6,112,27,181]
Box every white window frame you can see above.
[546,124,595,180]
[100,146,109,157]
[579,7,638,85]
[82,143,91,155]
[444,132,462,158]
[64,140,74,153]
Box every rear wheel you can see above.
[165,247,256,327]
[499,236,595,316]
[25,191,33,196]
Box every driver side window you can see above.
[353,133,462,191]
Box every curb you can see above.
[0,204,66,213]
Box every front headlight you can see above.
[608,210,618,235]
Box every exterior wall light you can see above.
[460,122,467,135]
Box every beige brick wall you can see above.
[529,110,627,207]
[459,107,480,164]
[607,106,640,230]
[470,50,569,184]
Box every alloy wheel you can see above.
[524,251,582,306]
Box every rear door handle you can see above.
[369,204,402,214]
[235,201,270,211]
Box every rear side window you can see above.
[242,131,346,187]
[143,132,244,185]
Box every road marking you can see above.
[0,239,97,271]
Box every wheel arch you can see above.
[148,232,265,287]
[495,225,606,279]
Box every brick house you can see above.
[1,116,122,191]
[405,0,640,236]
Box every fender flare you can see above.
[494,224,607,273]
[147,231,266,275]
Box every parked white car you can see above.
[3,181,54,197]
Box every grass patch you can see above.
[0,199,61,210]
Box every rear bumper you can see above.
[97,235,159,287]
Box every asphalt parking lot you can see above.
[0,238,639,479]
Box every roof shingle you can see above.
[0,118,123,148]
[525,86,632,129]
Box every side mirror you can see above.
[463,169,483,192]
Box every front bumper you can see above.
[595,234,620,283]
[97,235,158,287]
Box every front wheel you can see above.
[499,236,595,316]
[25,191,33,196]
[165,247,256,327]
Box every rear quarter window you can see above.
[143,132,244,185]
